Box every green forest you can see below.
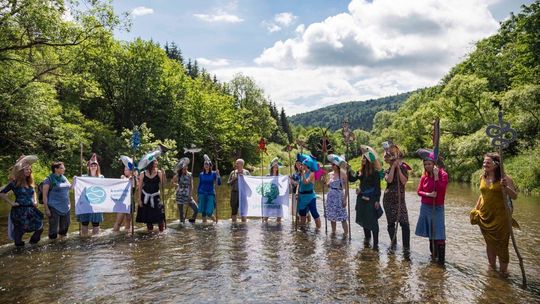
[0,0,293,181]
[289,92,412,131]
[1,1,539,194]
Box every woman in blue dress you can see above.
[297,154,321,229]
[197,155,221,223]
[0,155,44,247]
[77,153,104,236]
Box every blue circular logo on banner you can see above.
[85,186,107,204]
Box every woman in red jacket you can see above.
[415,149,448,266]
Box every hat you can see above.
[302,157,319,172]
[327,154,347,167]
[138,145,166,171]
[13,155,38,173]
[119,155,134,171]
[360,145,378,162]
[87,153,99,166]
[416,148,435,162]
[203,154,212,166]
[416,148,445,168]
[382,141,403,159]
[176,157,190,170]
[269,157,283,168]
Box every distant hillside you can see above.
[289,92,412,131]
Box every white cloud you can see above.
[256,0,498,73]
[264,12,298,33]
[208,0,503,116]
[274,12,297,27]
[132,6,154,17]
[197,57,230,67]
[194,12,243,23]
[266,23,281,33]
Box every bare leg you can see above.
[124,214,131,230]
[113,214,124,231]
[330,221,337,234]
[315,217,321,229]
[232,215,237,223]
[92,226,100,235]
[81,225,89,237]
[486,245,497,270]
[342,220,348,236]
[241,216,247,222]
[500,261,509,277]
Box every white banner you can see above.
[74,177,132,215]
[238,175,290,218]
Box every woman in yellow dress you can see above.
[470,153,518,277]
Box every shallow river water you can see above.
[0,179,539,303]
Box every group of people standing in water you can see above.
[0,144,518,277]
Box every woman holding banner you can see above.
[228,158,249,223]
[263,157,283,224]
[77,153,104,236]
[197,155,221,223]
[113,156,136,232]
[136,160,166,232]
[0,155,44,247]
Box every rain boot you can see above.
[388,224,397,247]
[437,244,445,266]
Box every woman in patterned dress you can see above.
[325,154,348,237]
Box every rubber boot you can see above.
[363,228,371,246]
[437,244,445,266]
[388,224,397,247]
[373,231,379,250]
[429,241,438,260]
[401,223,410,250]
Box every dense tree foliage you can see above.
[368,2,540,193]
[0,0,292,181]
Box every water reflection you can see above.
[0,180,539,302]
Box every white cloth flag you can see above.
[74,177,132,215]
[238,175,290,218]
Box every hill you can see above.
[288,92,412,131]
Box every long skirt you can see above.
[415,203,445,240]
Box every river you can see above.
[0,179,538,303]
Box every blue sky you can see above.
[111,0,533,115]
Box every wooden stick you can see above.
[322,150,328,235]
[499,148,527,288]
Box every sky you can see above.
[111,0,533,115]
